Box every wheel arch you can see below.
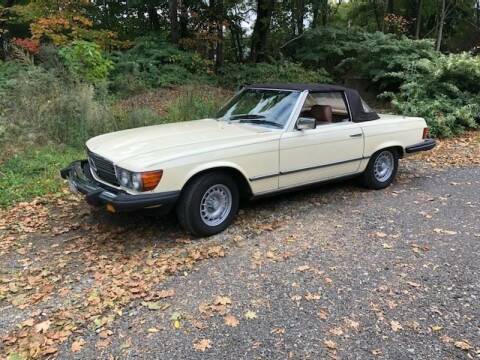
[181,163,253,199]
[368,142,405,159]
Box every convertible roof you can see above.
[246,83,380,122]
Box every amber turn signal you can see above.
[141,170,163,191]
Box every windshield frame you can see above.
[216,88,304,130]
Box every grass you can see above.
[0,84,231,208]
[0,146,84,207]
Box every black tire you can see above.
[360,149,399,189]
[176,172,239,237]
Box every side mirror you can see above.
[296,117,316,130]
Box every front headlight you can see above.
[119,169,131,187]
[131,173,143,191]
[116,167,163,192]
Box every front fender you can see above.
[182,161,252,189]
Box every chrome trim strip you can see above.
[249,156,369,181]
[280,157,368,176]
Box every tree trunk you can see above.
[169,0,179,44]
[147,6,160,30]
[371,0,382,31]
[296,0,305,35]
[231,22,244,62]
[179,0,188,39]
[387,0,394,13]
[312,0,320,28]
[321,0,328,26]
[250,0,275,62]
[215,0,224,69]
[4,0,15,7]
[435,0,446,51]
[415,0,422,39]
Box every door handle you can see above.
[350,133,363,138]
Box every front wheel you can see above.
[360,149,399,189]
[176,172,239,237]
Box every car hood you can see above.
[86,119,279,171]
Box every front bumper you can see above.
[405,139,437,154]
[60,160,179,213]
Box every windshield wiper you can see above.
[229,114,266,120]
[238,119,283,128]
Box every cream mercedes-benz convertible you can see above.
[61,84,436,236]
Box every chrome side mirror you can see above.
[296,117,316,130]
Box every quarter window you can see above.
[299,92,351,126]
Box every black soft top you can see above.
[246,83,380,122]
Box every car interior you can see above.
[299,92,351,126]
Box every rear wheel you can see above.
[176,172,239,237]
[360,149,399,189]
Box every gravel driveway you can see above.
[1,159,479,359]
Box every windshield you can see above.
[216,89,301,129]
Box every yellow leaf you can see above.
[244,310,257,320]
[431,325,443,331]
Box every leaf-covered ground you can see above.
[1,133,479,359]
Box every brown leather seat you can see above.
[310,105,333,124]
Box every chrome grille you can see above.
[87,150,119,186]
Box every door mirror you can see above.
[296,117,316,130]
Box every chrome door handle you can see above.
[350,133,363,138]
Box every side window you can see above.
[299,92,351,125]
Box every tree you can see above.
[169,0,179,43]
[250,0,275,62]
[436,0,447,50]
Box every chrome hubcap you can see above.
[374,151,394,182]
[200,184,232,227]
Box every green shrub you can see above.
[109,37,213,96]
[217,61,332,89]
[386,53,480,137]
[59,40,113,84]
[0,65,162,148]
[291,27,436,91]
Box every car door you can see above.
[279,91,365,189]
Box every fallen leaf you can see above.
[157,289,175,298]
[324,339,337,350]
[345,318,360,330]
[22,318,35,327]
[34,320,51,333]
[71,338,86,353]
[147,327,160,333]
[454,340,472,351]
[390,320,403,332]
[193,339,212,352]
[329,327,344,336]
[382,243,393,249]
[244,310,257,320]
[431,325,443,331]
[224,314,239,327]
[214,296,232,306]
[305,293,321,301]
